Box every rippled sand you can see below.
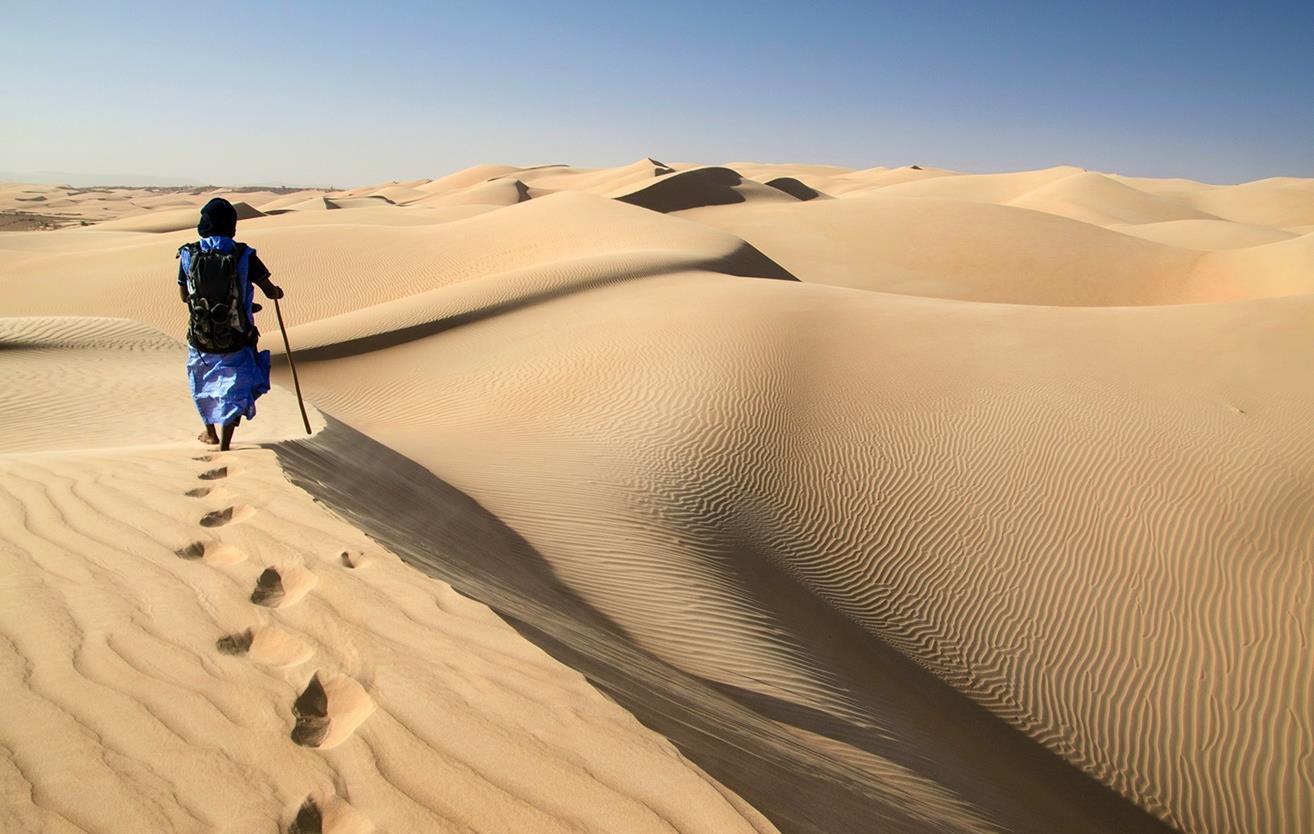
[2,161,1312,833]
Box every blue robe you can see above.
[180,236,272,425]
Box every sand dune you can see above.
[284,264,1312,834]
[764,177,829,200]
[3,162,1312,834]
[411,177,535,207]
[1,191,793,342]
[876,165,1086,202]
[1008,171,1220,225]
[1108,218,1298,249]
[1185,182,1314,227]
[417,163,545,193]
[91,201,266,233]
[614,166,798,212]
[513,157,673,191]
[0,184,328,229]
[0,316,778,834]
[682,195,1205,304]
[871,167,1314,230]
[328,195,398,210]
[0,316,320,453]
[685,194,1314,304]
[264,195,340,213]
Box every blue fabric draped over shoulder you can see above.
[182,235,271,426]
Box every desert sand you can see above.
[1,161,1311,834]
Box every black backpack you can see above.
[181,242,251,352]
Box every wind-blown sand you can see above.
[2,161,1312,834]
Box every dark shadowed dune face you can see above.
[616,166,753,212]
[273,418,1178,834]
[765,177,826,200]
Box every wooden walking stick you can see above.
[273,296,312,435]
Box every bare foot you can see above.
[219,419,239,452]
[198,431,220,445]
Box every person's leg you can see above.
[199,422,220,445]
[219,418,241,452]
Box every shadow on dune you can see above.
[617,167,753,212]
[271,417,1178,834]
[765,177,827,201]
[289,245,797,362]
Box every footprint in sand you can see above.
[198,466,229,481]
[338,550,374,570]
[216,628,255,654]
[287,795,372,834]
[288,798,322,834]
[291,671,375,749]
[200,505,254,528]
[174,540,246,566]
[250,565,318,608]
[291,674,331,747]
[186,485,235,502]
[217,625,313,667]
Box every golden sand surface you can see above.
[0,316,777,833]
[2,161,1311,833]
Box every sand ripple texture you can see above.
[0,320,776,834]
[5,161,1314,834]
[0,317,321,454]
[294,274,1313,834]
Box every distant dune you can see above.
[2,161,1312,834]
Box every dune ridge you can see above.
[0,317,779,834]
[4,160,1313,834]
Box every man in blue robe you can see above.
[177,198,284,450]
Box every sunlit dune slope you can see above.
[284,264,1313,834]
[3,160,1312,834]
[0,316,778,834]
[1,192,794,341]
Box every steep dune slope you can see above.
[287,273,1314,834]
[614,167,798,213]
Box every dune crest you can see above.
[4,160,1313,834]
[614,166,797,212]
[0,317,780,834]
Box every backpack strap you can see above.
[178,241,200,263]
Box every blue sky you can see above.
[3,0,1311,185]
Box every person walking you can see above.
[177,197,284,451]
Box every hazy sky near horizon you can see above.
[4,0,1311,185]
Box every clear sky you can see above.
[4,0,1311,185]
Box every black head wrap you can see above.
[198,197,238,238]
